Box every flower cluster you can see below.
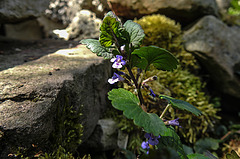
[110,55,126,69]
[141,133,161,154]
[108,55,126,84]
[168,118,181,128]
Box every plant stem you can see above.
[126,65,144,105]
[160,104,171,119]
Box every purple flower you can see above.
[142,133,161,155]
[144,133,161,146]
[141,141,150,149]
[141,141,150,154]
[149,89,156,97]
[108,73,124,84]
[110,55,126,69]
[168,118,181,127]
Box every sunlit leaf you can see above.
[80,39,113,59]
[131,46,178,71]
[123,20,145,47]
[108,88,168,136]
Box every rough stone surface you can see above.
[4,19,43,40]
[52,10,102,41]
[0,40,111,157]
[183,15,240,98]
[0,0,49,23]
[216,0,231,13]
[45,0,109,26]
[109,0,219,25]
[79,118,129,152]
[37,16,65,38]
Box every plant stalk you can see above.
[126,65,145,106]
[160,103,171,119]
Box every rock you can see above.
[37,16,65,38]
[0,40,111,157]
[0,0,49,23]
[4,19,43,40]
[216,0,231,13]
[108,0,219,25]
[52,10,101,41]
[45,0,109,26]
[183,15,240,98]
[79,118,129,152]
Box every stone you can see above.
[183,15,240,98]
[4,19,43,40]
[108,0,219,25]
[216,0,231,13]
[79,118,129,152]
[0,0,49,23]
[52,10,101,41]
[45,0,109,26]
[37,16,65,38]
[0,40,111,157]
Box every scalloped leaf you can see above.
[159,95,202,116]
[80,39,113,59]
[123,20,145,47]
[100,16,121,47]
[158,127,188,159]
[108,88,168,136]
[131,46,178,71]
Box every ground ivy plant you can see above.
[81,11,211,159]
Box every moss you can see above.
[40,145,91,159]
[128,14,221,143]
[50,96,84,152]
[134,14,198,70]
[13,96,86,158]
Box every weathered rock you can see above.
[4,19,43,40]
[108,0,219,25]
[216,0,231,13]
[79,118,129,152]
[37,16,65,38]
[45,0,109,26]
[52,10,102,41]
[0,40,111,157]
[0,0,49,23]
[183,15,240,98]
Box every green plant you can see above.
[40,146,91,159]
[80,11,215,158]
[134,14,198,70]
[132,14,221,143]
[228,0,240,15]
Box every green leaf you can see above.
[159,95,202,116]
[80,39,114,59]
[194,138,220,154]
[123,20,145,47]
[108,88,168,136]
[100,16,121,47]
[158,127,188,159]
[131,46,178,71]
[187,153,211,159]
[104,11,119,19]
